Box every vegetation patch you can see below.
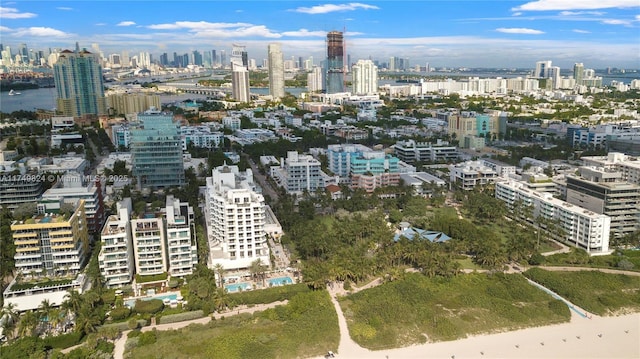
[125,290,339,359]
[133,299,164,314]
[135,272,168,283]
[157,310,205,324]
[339,272,570,350]
[543,249,640,271]
[523,268,640,315]
[228,283,310,305]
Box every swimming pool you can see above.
[225,282,252,292]
[125,293,178,307]
[267,276,293,287]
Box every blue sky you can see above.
[1,1,639,69]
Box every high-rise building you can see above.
[326,31,345,94]
[566,166,640,237]
[534,60,552,78]
[232,65,251,102]
[165,195,198,278]
[121,51,129,67]
[307,66,324,93]
[220,50,226,68]
[53,49,107,117]
[131,108,185,189]
[351,59,378,95]
[231,44,247,69]
[99,198,134,288]
[205,164,270,270]
[159,53,169,66]
[192,50,203,66]
[268,43,285,99]
[131,216,167,277]
[11,199,89,279]
[212,50,217,67]
[573,63,584,85]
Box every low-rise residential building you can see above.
[39,171,105,235]
[349,152,400,192]
[180,125,224,150]
[393,139,458,164]
[496,180,611,255]
[400,172,447,196]
[520,172,559,195]
[99,198,134,288]
[449,160,500,190]
[582,152,640,185]
[480,159,516,178]
[0,161,44,210]
[327,144,374,180]
[270,151,324,195]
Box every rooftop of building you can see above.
[499,180,606,219]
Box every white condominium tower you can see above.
[99,198,134,287]
[352,59,378,95]
[268,43,285,99]
[165,195,198,278]
[131,216,167,277]
[205,164,270,270]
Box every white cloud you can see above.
[194,25,281,39]
[13,27,70,37]
[95,23,106,26]
[117,21,136,27]
[147,21,253,30]
[559,10,605,16]
[513,0,639,11]
[146,21,282,38]
[572,29,591,33]
[293,3,379,14]
[281,29,326,37]
[0,6,36,19]
[601,19,631,25]
[56,7,73,11]
[0,25,12,32]
[512,12,523,16]
[496,27,545,34]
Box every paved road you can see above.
[247,158,280,203]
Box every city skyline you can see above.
[0,1,639,69]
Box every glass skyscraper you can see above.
[326,31,345,94]
[131,108,185,189]
[53,49,107,117]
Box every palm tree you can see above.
[62,290,83,314]
[213,263,225,288]
[212,288,231,312]
[75,306,100,335]
[17,310,38,337]
[49,308,63,335]
[37,299,54,336]
[1,303,20,342]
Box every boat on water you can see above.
[8,89,22,96]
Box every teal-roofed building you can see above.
[131,108,185,189]
[350,152,400,192]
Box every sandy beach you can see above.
[326,311,640,359]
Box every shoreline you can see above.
[328,312,640,359]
